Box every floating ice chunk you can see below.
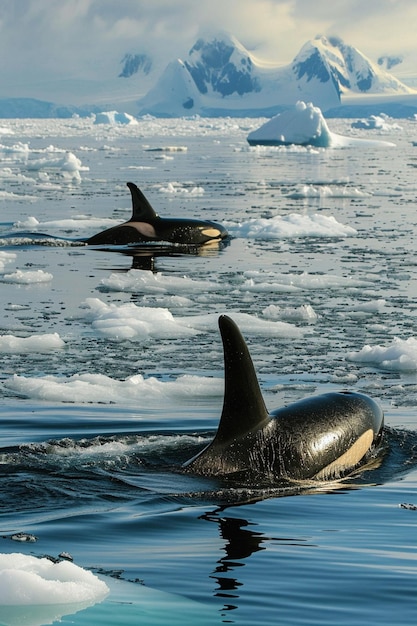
[0,251,16,272]
[263,303,318,323]
[347,337,417,371]
[5,372,223,404]
[158,181,204,195]
[286,185,372,199]
[242,270,372,291]
[174,311,305,338]
[226,213,357,239]
[0,553,108,626]
[80,299,304,342]
[26,151,88,183]
[99,269,218,294]
[0,553,108,605]
[94,111,138,125]
[13,216,40,228]
[80,298,201,341]
[247,101,396,147]
[0,333,65,353]
[13,215,116,232]
[1,269,53,284]
[0,142,30,161]
[351,114,403,131]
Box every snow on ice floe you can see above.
[0,553,108,623]
[347,337,417,371]
[225,212,357,239]
[0,333,64,353]
[4,372,223,404]
[247,101,396,148]
[80,298,305,342]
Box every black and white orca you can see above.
[184,315,384,481]
[86,182,228,246]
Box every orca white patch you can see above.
[130,221,157,238]
[315,429,374,480]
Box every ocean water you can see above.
[0,115,416,626]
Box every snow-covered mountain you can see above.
[0,34,415,118]
[138,34,416,117]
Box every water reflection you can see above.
[95,238,229,272]
[201,510,310,620]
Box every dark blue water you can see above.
[0,117,416,625]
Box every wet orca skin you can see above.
[184,315,384,481]
[86,182,228,246]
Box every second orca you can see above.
[86,182,228,246]
[183,315,384,482]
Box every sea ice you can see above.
[0,553,108,605]
[4,372,223,404]
[351,114,403,131]
[347,337,417,371]
[94,111,138,125]
[1,269,53,284]
[80,298,305,342]
[225,212,357,239]
[0,333,65,353]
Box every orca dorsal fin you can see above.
[214,315,269,445]
[126,182,159,221]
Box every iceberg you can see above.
[247,101,396,147]
[94,111,138,125]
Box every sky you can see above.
[0,0,416,101]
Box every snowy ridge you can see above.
[138,34,416,118]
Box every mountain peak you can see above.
[184,32,261,97]
[119,53,152,78]
[293,35,413,95]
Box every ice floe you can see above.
[0,333,65,353]
[94,111,138,125]
[0,553,108,625]
[347,337,417,371]
[351,114,403,131]
[4,372,223,404]
[225,213,357,239]
[0,269,53,284]
[80,298,305,342]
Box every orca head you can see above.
[126,182,159,223]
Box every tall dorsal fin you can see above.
[126,182,159,221]
[214,315,269,445]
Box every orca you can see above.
[183,315,384,481]
[86,182,228,246]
